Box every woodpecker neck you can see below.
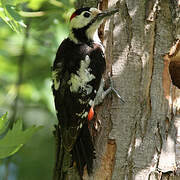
[69,29,100,46]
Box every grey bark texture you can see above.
[75,0,180,179]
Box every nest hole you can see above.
[169,60,180,89]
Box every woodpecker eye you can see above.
[83,12,90,18]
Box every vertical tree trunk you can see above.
[74,0,180,179]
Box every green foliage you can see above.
[0,0,75,32]
[0,0,75,179]
[0,114,42,159]
[0,0,75,113]
[0,0,26,32]
[0,112,9,135]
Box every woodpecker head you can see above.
[69,7,118,44]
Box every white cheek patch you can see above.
[70,13,90,29]
[68,55,95,94]
[69,13,91,43]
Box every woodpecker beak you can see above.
[97,8,119,20]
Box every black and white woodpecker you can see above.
[52,7,119,179]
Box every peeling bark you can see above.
[74,0,180,179]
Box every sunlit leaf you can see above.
[0,0,26,32]
[0,118,43,159]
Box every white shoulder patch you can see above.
[68,55,95,93]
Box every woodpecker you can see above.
[52,7,118,179]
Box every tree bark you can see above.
[74,0,180,179]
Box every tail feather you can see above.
[53,125,75,180]
[72,122,95,176]
[80,138,88,169]
[53,123,95,180]
[74,143,83,175]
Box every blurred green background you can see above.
[0,0,75,179]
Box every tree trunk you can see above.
[74,0,180,179]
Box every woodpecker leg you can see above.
[108,74,125,103]
[89,75,125,133]
[94,75,125,106]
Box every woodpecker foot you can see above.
[94,74,125,106]
[108,74,125,103]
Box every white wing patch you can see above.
[76,111,88,118]
[52,63,63,90]
[52,69,60,90]
[68,55,95,94]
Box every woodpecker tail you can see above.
[53,123,95,180]
[72,122,95,176]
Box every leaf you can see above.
[0,0,26,32]
[0,112,9,135]
[0,118,43,159]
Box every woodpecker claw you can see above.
[111,87,125,103]
[108,73,125,103]
[94,73,125,106]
